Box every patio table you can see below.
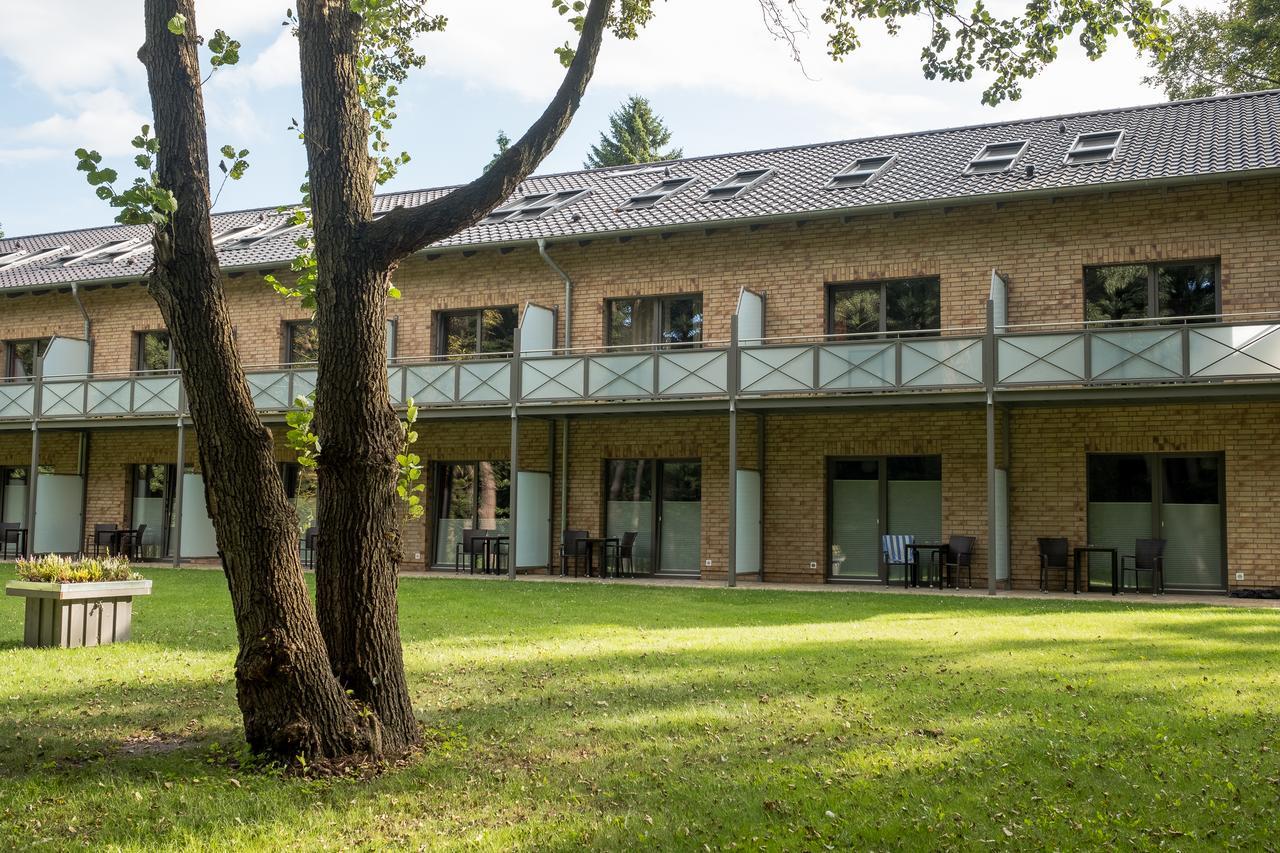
[579,537,620,578]
[1073,545,1118,595]
[907,542,949,588]
[1,525,27,559]
[474,535,509,574]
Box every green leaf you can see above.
[167,13,186,35]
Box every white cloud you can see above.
[10,89,151,158]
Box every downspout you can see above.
[70,283,92,347]
[536,239,572,546]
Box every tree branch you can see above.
[363,0,613,265]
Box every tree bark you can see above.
[139,0,380,761]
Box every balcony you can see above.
[4,313,1280,425]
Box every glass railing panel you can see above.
[85,379,131,416]
[997,333,1087,384]
[386,365,405,405]
[132,375,181,414]
[739,345,814,394]
[899,336,984,387]
[520,356,586,401]
[39,379,86,417]
[456,360,510,403]
[0,382,35,419]
[657,349,728,396]
[1189,323,1280,378]
[816,342,895,390]
[248,371,293,410]
[291,369,317,401]
[1089,327,1182,381]
[405,363,457,404]
[587,353,655,399]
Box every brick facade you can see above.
[3,176,1279,592]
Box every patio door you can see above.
[828,456,942,580]
[1086,453,1225,591]
[604,459,702,574]
[130,463,174,559]
[432,461,510,566]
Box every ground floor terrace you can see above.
[2,398,1278,594]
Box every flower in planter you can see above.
[14,554,143,584]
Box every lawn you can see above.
[0,567,1277,851]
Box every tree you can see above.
[77,0,1169,765]
[1143,0,1280,99]
[584,94,682,168]
[485,130,511,172]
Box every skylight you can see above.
[828,156,895,189]
[1065,130,1124,165]
[621,177,695,209]
[964,141,1028,175]
[0,245,69,271]
[61,238,146,266]
[700,169,773,202]
[212,225,261,246]
[481,189,591,224]
[217,218,306,251]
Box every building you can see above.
[2,90,1280,594]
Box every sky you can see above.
[0,0,1189,239]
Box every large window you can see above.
[436,307,518,358]
[828,456,942,580]
[432,461,511,565]
[1,467,27,525]
[1084,260,1218,323]
[282,463,318,535]
[827,278,941,337]
[135,331,174,372]
[606,294,703,349]
[130,463,173,558]
[604,459,702,573]
[285,321,319,363]
[5,338,49,379]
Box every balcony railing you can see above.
[5,313,1280,423]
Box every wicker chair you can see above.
[1037,537,1072,592]
[1121,538,1166,595]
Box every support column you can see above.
[170,385,187,567]
[547,417,557,572]
[508,328,521,579]
[727,315,739,588]
[24,357,43,557]
[756,411,765,582]
[559,416,569,576]
[985,298,998,596]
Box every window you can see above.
[700,169,772,202]
[828,156,894,189]
[5,339,49,379]
[62,238,146,266]
[437,307,518,358]
[1065,130,1123,165]
[606,294,703,349]
[1084,260,1218,323]
[135,331,174,372]
[217,218,306,251]
[480,189,590,224]
[828,455,942,580]
[605,459,702,574]
[285,321,319,363]
[827,277,941,337]
[0,245,69,270]
[964,141,1028,175]
[130,463,173,558]
[1,467,27,525]
[621,177,695,209]
[282,463,318,534]
[433,461,511,565]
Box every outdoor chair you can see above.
[0,521,22,559]
[1038,537,1072,592]
[90,522,119,557]
[881,533,915,588]
[941,535,976,588]
[606,531,639,577]
[559,529,589,577]
[301,527,318,569]
[454,528,485,574]
[1121,538,1166,595]
[116,524,147,561]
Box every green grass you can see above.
[1,567,1278,851]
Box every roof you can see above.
[3,89,1279,293]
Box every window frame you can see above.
[827,155,895,189]
[283,320,319,364]
[698,169,774,202]
[434,305,519,359]
[134,330,175,373]
[620,176,696,210]
[480,189,591,224]
[1082,258,1221,324]
[824,277,943,338]
[1064,129,1125,165]
[604,292,705,350]
[430,459,513,567]
[963,140,1029,175]
[4,338,50,380]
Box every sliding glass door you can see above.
[828,456,942,580]
[604,459,702,574]
[432,461,510,566]
[1086,453,1225,590]
[130,463,174,559]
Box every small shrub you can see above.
[14,554,142,584]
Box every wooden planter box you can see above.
[5,580,152,648]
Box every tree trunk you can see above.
[139,0,381,761]
[296,0,420,752]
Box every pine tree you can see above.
[584,95,682,168]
